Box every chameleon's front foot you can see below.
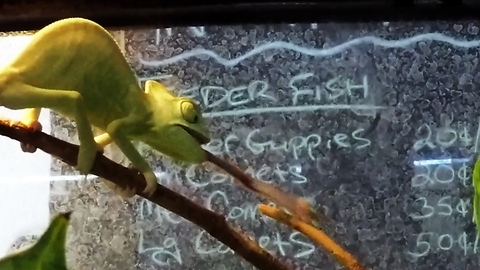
[15,120,43,153]
[141,170,158,197]
[76,142,100,175]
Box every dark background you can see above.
[0,0,479,31]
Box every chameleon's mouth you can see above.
[180,126,210,145]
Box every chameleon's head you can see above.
[142,80,211,164]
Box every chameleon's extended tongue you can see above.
[203,149,320,227]
[204,150,260,193]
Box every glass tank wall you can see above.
[0,19,479,270]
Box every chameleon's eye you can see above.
[181,101,198,123]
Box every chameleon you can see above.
[0,212,72,270]
[0,17,210,196]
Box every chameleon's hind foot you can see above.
[95,145,105,155]
[14,120,43,153]
[142,170,158,197]
[76,143,100,175]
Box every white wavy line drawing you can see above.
[139,32,480,67]
[202,104,386,118]
[189,26,205,37]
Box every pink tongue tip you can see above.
[294,198,312,221]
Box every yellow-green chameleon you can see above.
[0,17,210,196]
[0,212,72,270]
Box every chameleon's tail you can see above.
[472,155,480,234]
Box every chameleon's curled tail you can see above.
[473,156,480,234]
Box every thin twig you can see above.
[258,204,365,270]
[0,119,291,270]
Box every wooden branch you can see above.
[0,119,290,270]
[258,204,365,270]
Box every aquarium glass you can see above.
[1,20,480,270]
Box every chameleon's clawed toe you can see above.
[142,171,158,197]
[76,147,98,175]
[9,119,42,131]
[27,120,43,132]
[95,143,105,154]
[20,143,38,153]
[15,120,43,153]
